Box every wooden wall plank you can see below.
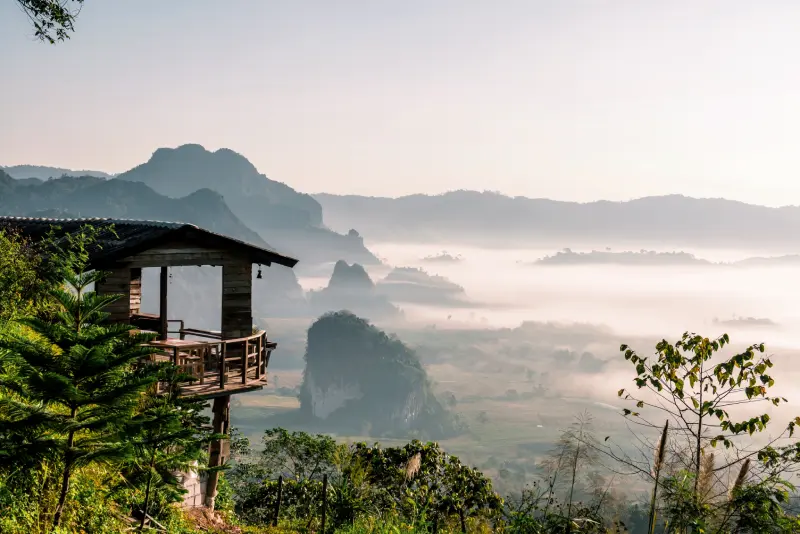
[96,267,132,323]
[221,263,252,340]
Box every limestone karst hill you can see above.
[297,311,461,438]
[307,261,400,320]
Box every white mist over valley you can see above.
[300,241,800,345]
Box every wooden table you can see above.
[145,338,211,384]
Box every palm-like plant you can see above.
[0,266,157,528]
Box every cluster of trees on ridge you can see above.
[2,226,800,533]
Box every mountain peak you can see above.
[145,144,260,183]
[117,143,326,231]
[328,260,374,291]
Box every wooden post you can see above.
[219,343,226,389]
[255,334,262,379]
[241,340,248,384]
[272,475,283,527]
[204,395,230,509]
[204,261,253,510]
[321,474,328,534]
[159,266,169,340]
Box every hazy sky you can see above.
[3,1,800,205]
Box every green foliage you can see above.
[116,365,213,526]
[15,0,85,44]
[0,225,212,531]
[350,439,502,529]
[261,427,338,481]
[228,429,502,531]
[0,468,128,534]
[658,471,710,533]
[0,260,159,527]
[0,223,91,323]
[616,333,788,483]
[608,332,800,534]
[728,478,800,533]
[0,229,46,322]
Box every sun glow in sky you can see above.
[3,1,800,205]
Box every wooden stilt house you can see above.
[0,216,298,509]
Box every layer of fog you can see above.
[293,241,800,444]
[296,241,800,347]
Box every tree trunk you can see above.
[139,451,157,530]
[52,462,72,527]
[52,428,76,528]
[694,364,705,494]
[459,508,467,533]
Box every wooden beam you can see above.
[159,266,168,340]
[119,244,257,268]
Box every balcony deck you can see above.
[137,321,276,400]
[179,366,268,399]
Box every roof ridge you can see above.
[0,215,195,229]
[0,216,298,268]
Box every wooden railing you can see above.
[145,326,276,396]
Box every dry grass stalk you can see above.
[729,458,750,500]
[698,450,715,502]
[651,422,668,478]
[405,452,422,481]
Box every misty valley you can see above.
[5,145,800,533]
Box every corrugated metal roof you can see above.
[0,216,190,229]
[0,216,298,268]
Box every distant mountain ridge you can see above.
[0,174,304,311]
[314,191,800,250]
[117,144,378,266]
[532,249,800,267]
[0,175,263,244]
[2,164,113,180]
